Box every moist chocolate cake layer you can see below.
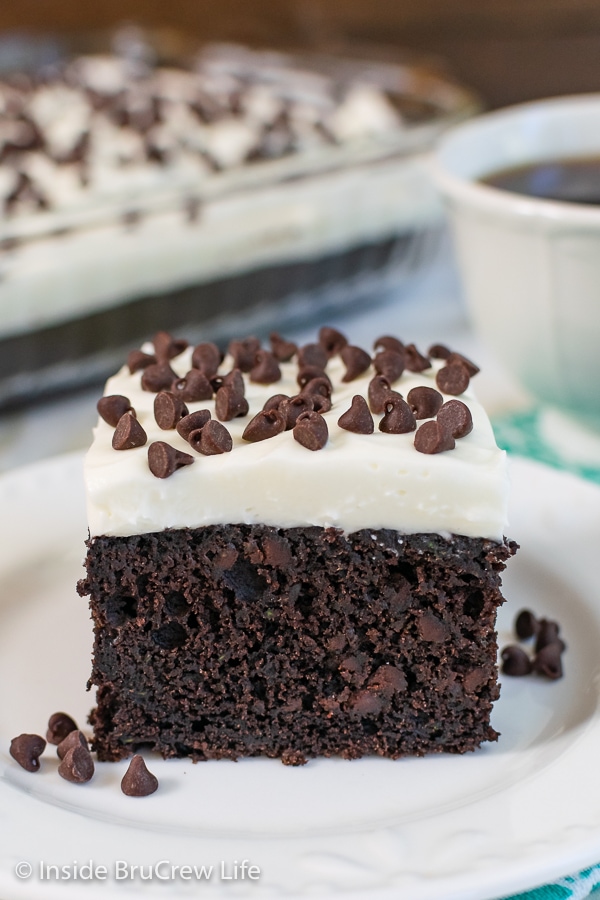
[78,525,516,764]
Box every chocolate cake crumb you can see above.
[121,755,159,797]
[79,526,515,763]
[10,734,46,771]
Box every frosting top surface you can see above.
[84,333,509,541]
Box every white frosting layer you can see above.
[85,344,509,541]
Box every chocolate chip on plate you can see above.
[46,711,78,745]
[57,730,89,760]
[58,744,95,783]
[121,755,159,797]
[10,734,46,772]
[514,609,540,641]
[501,645,533,677]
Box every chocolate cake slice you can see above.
[78,328,516,764]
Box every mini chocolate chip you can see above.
[535,619,561,653]
[128,349,156,373]
[121,755,159,797]
[250,350,281,384]
[338,395,374,434]
[414,420,455,454]
[533,642,564,679]
[148,441,194,478]
[10,734,46,771]
[379,394,416,434]
[242,409,286,442]
[112,412,148,450]
[298,374,332,398]
[177,409,211,441]
[269,332,297,362]
[437,399,473,438]
[447,351,480,377]
[436,362,470,396]
[153,330,188,361]
[263,393,289,412]
[191,341,221,377]
[309,393,332,413]
[58,744,95,783]
[57,730,88,760]
[297,367,330,391]
[189,419,232,455]
[280,395,314,429]
[171,369,213,402]
[515,609,540,640]
[97,394,133,427]
[318,326,348,357]
[501,645,533,676]
[297,343,328,370]
[373,349,405,383]
[141,363,178,393]
[46,711,78,745]
[373,335,405,355]
[293,410,329,450]
[228,336,260,372]
[154,391,189,430]
[368,374,393,414]
[406,386,443,419]
[341,345,371,382]
[214,385,249,421]
[404,343,431,373]
[428,343,452,360]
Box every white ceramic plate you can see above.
[1,453,599,900]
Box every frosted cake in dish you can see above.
[78,327,516,764]
[0,42,478,407]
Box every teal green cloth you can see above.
[493,406,600,900]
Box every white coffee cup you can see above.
[431,94,600,429]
